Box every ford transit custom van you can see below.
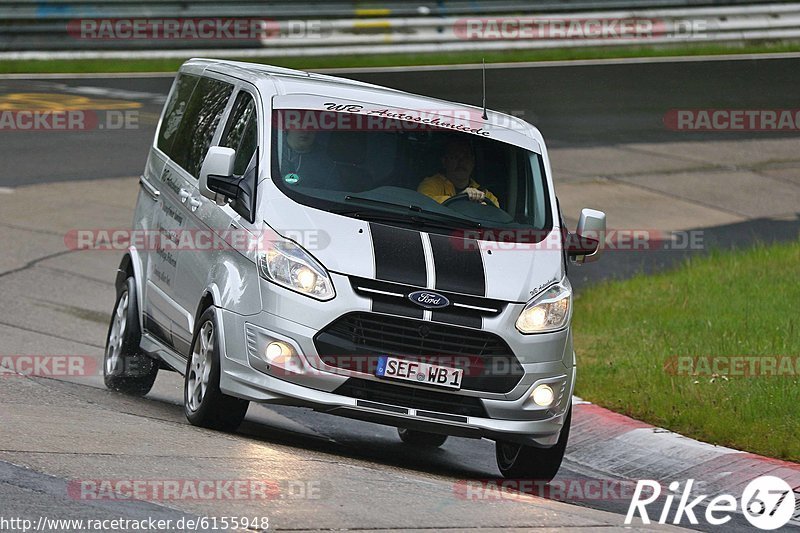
[104,59,606,481]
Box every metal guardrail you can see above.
[0,1,798,57]
[0,0,789,20]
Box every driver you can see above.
[417,137,500,208]
[281,129,343,189]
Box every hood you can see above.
[264,192,563,304]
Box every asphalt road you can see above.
[1,57,799,532]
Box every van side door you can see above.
[141,70,200,347]
[173,82,262,354]
[149,72,234,355]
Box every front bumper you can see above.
[215,302,575,447]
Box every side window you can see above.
[157,73,199,158]
[169,76,234,179]
[220,91,257,176]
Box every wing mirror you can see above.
[199,146,236,206]
[567,208,606,264]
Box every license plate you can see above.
[375,356,463,390]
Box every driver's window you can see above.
[221,91,257,176]
[218,90,258,223]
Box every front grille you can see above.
[334,378,488,418]
[349,276,506,328]
[324,312,509,356]
[314,312,524,393]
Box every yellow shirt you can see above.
[417,173,500,208]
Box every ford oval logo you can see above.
[408,291,450,309]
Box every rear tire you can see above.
[397,428,448,447]
[495,407,571,481]
[184,307,249,431]
[103,276,158,396]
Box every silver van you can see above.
[104,58,605,481]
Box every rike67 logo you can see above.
[626,476,797,530]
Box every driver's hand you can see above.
[463,187,485,202]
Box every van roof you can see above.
[182,58,537,139]
[186,57,389,91]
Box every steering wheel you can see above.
[442,191,513,224]
[443,192,501,209]
[442,192,471,206]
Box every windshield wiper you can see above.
[342,195,482,229]
[336,209,482,231]
[344,195,421,211]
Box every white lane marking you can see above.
[0,187,15,194]
[0,72,175,80]
[45,82,167,104]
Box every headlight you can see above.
[257,238,335,301]
[516,279,572,334]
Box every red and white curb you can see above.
[570,397,800,524]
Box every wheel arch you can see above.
[190,287,235,397]
[194,290,218,329]
[190,285,225,343]
[192,284,225,354]
[116,248,145,332]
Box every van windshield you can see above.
[271,108,552,242]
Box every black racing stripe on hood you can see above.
[370,222,427,287]
[431,309,481,329]
[373,300,424,319]
[429,234,486,297]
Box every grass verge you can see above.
[573,239,800,462]
[1,41,799,74]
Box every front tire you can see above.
[103,276,158,396]
[495,406,571,481]
[184,307,249,431]
[397,428,448,447]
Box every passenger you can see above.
[417,138,499,207]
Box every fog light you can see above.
[265,341,294,364]
[531,383,555,407]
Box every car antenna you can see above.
[481,58,488,120]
